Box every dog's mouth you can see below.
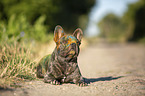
[59,45,79,58]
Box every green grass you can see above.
[0,42,37,88]
[0,14,54,88]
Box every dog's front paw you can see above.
[73,78,88,87]
[44,77,60,85]
[50,80,61,85]
[77,82,88,87]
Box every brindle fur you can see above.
[36,25,87,86]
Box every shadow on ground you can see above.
[84,76,124,84]
[0,87,14,95]
[0,86,29,96]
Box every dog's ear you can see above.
[73,28,83,42]
[54,25,65,42]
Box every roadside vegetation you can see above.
[0,15,53,88]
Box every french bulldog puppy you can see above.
[36,25,87,86]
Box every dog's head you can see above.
[54,25,83,59]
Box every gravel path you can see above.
[0,43,145,96]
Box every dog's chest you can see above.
[51,53,78,77]
[54,60,77,75]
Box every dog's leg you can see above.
[44,72,61,85]
[73,68,87,86]
[64,66,87,86]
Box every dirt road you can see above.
[0,43,145,96]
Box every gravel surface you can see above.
[0,43,145,96]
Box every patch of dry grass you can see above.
[0,42,36,88]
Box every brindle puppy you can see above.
[36,25,87,86]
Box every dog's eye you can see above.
[77,41,81,45]
[63,41,67,44]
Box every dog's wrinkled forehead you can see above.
[61,35,78,44]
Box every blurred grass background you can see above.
[0,0,145,88]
